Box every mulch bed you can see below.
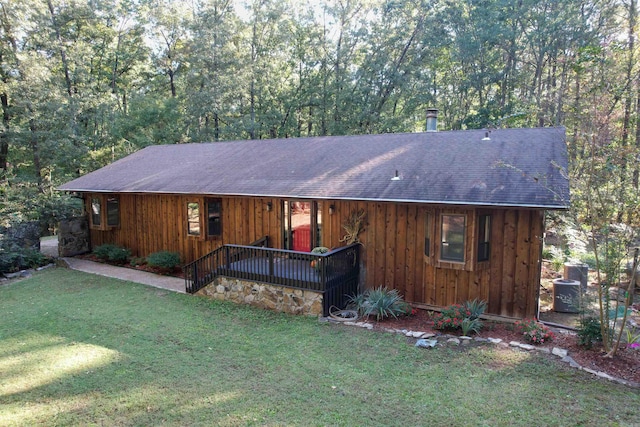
[368,308,640,385]
[77,254,185,278]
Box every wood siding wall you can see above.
[87,194,283,263]
[86,194,544,319]
[319,200,543,319]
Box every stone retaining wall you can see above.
[58,217,90,257]
[0,221,41,250]
[197,277,324,316]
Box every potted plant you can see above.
[310,246,329,271]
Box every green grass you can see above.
[1,268,638,426]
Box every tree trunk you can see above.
[29,118,43,193]
[570,74,580,162]
[47,0,73,97]
[618,0,636,221]
[111,32,122,94]
[168,68,176,98]
[0,91,9,171]
[633,88,640,189]
[250,79,256,139]
[214,112,219,141]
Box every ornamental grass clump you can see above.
[347,286,410,321]
[433,299,487,335]
[514,319,554,344]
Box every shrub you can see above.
[577,316,602,349]
[433,304,471,331]
[0,247,49,274]
[579,252,598,270]
[514,319,554,345]
[433,299,487,335]
[93,244,117,260]
[545,245,565,272]
[347,286,410,321]
[146,251,181,271]
[93,244,131,264]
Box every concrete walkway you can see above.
[61,257,186,293]
[43,236,185,293]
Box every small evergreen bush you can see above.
[0,247,48,273]
[577,316,602,349]
[93,244,131,264]
[146,251,181,271]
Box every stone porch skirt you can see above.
[196,277,324,316]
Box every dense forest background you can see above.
[0,0,639,232]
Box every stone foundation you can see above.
[58,217,90,257]
[197,277,324,316]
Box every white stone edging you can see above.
[323,318,640,389]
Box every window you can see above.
[424,212,432,256]
[283,200,322,251]
[89,195,120,229]
[440,214,465,262]
[106,196,120,227]
[206,199,222,237]
[316,201,323,248]
[91,197,102,227]
[187,202,201,236]
[477,214,491,262]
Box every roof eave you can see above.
[57,187,570,210]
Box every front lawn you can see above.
[1,268,638,426]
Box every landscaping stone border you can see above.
[323,318,640,389]
[1,264,54,282]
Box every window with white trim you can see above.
[187,202,201,236]
[90,197,102,227]
[440,214,466,262]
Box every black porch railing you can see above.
[183,236,269,294]
[183,241,360,316]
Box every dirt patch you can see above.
[367,308,640,385]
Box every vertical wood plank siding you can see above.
[87,194,543,318]
[321,200,544,319]
[88,194,283,265]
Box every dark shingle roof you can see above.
[58,127,570,209]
